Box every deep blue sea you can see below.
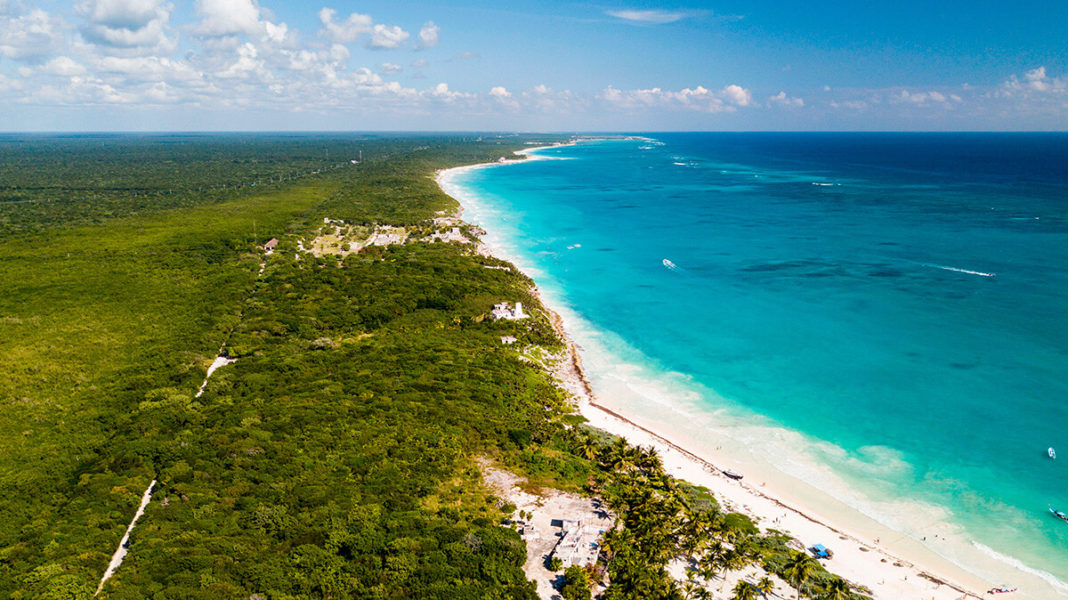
[445,133,1068,593]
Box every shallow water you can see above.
[449,133,1068,590]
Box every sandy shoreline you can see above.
[434,145,1041,599]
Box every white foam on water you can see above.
[921,263,997,277]
[973,541,1068,595]
[438,152,1068,598]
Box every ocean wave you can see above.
[973,542,1068,595]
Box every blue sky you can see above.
[1,0,1065,131]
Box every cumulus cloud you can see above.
[602,84,752,113]
[194,0,261,37]
[488,85,518,109]
[722,84,750,106]
[95,55,202,83]
[416,21,438,49]
[1001,66,1066,96]
[79,0,176,53]
[606,9,692,24]
[521,83,579,113]
[427,81,472,102]
[318,7,371,43]
[217,42,264,78]
[41,56,88,76]
[380,61,401,75]
[768,91,803,107]
[895,89,960,106]
[0,8,66,62]
[368,24,408,49]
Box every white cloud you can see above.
[0,73,23,92]
[606,9,691,24]
[1025,66,1050,91]
[768,91,803,107]
[830,100,869,110]
[411,58,427,68]
[427,82,472,102]
[521,84,578,112]
[722,84,751,106]
[95,55,202,82]
[81,0,162,30]
[994,67,1066,119]
[601,84,752,113]
[0,8,65,62]
[489,85,518,109]
[217,42,263,78]
[79,0,176,53]
[416,21,438,49]
[318,7,371,43]
[368,24,408,49]
[896,89,957,105]
[42,56,88,76]
[194,0,261,37]
[380,61,400,75]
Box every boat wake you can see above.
[922,263,997,278]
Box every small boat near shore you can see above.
[1050,506,1068,521]
[723,469,743,480]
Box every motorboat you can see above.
[1050,447,1056,459]
[1050,506,1068,521]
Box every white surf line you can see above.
[95,479,156,595]
[922,263,997,278]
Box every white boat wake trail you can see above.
[922,263,997,278]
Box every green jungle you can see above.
[0,134,865,600]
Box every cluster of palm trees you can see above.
[569,431,863,600]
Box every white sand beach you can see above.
[436,151,1059,600]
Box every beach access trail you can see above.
[436,151,1011,600]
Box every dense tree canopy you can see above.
[0,134,865,600]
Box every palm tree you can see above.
[821,578,852,600]
[682,578,713,600]
[607,438,633,471]
[574,434,600,461]
[732,581,759,600]
[623,443,643,470]
[698,541,725,586]
[638,445,663,473]
[755,576,775,599]
[783,553,819,599]
[732,536,758,566]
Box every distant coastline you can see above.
[434,145,1007,600]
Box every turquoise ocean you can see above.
[444,133,1068,593]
